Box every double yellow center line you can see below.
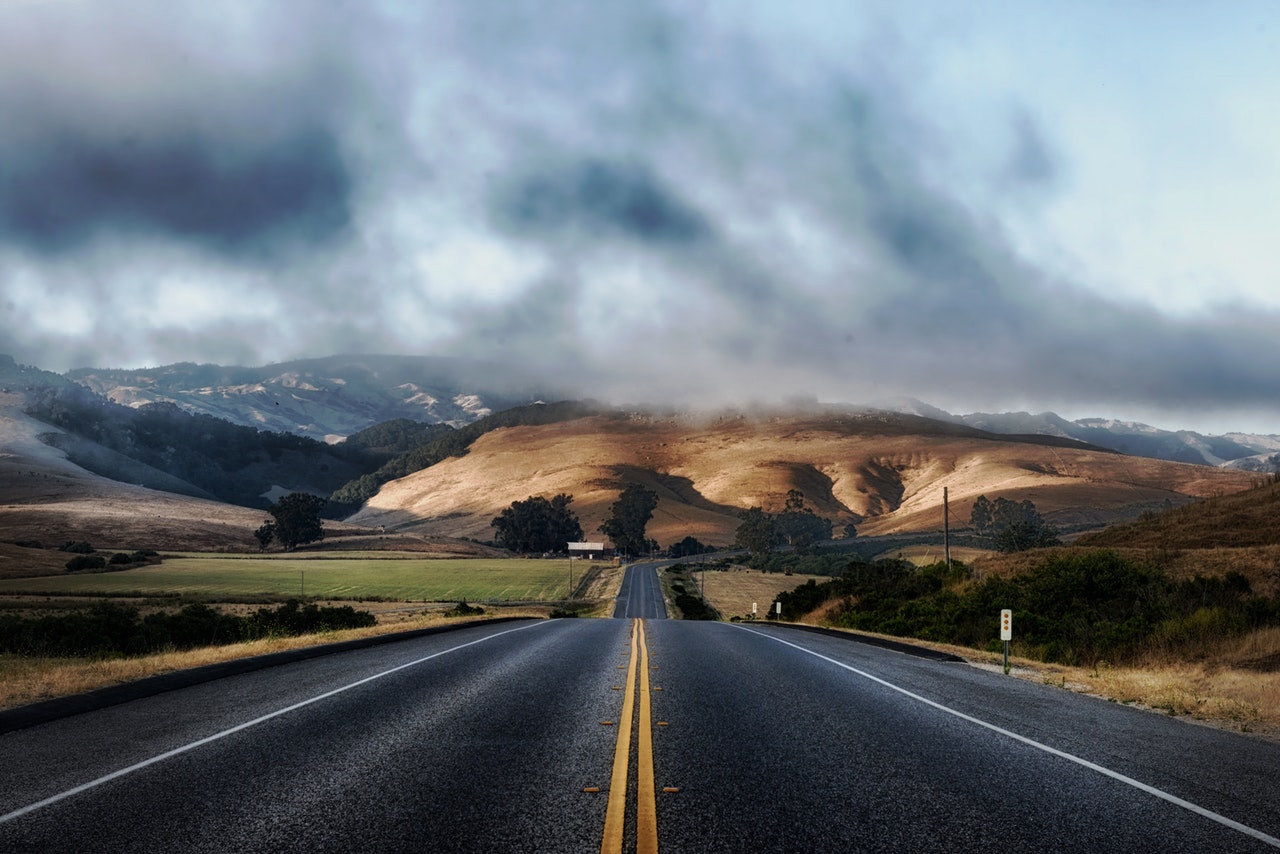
[601,618,658,854]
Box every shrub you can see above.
[0,600,378,657]
[65,554,106,571]
[444,600,485,617]
[796,550,1280,667]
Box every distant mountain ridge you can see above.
[66,354,558,442]
[8,353,1279,471]
[878,397,1280,472]
[1,352,1267,549]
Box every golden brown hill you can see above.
[349,411,1259,547]
[1077,478,1280,550]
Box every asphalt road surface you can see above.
[613,561,669,619]
[2,566,1279,852]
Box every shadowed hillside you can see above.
[0,389,494,555]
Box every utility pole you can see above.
[943,487,951,570]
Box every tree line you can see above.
[490,483,661,556]
[486,485,1061,559]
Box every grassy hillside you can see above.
[1076,477,1280,549]
[325,400,605,515]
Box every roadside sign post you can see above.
[775,601,782,619]
[1000,609,1012,674]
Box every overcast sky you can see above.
[3,1,1280,434]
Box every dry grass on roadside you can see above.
[699,569,828,620]
[851,624,1280,741]
[703,565,1280,740]
[577,564,625,605]
[0,606,549,712]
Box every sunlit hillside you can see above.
[349,411,1259,547]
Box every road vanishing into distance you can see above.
[3,564,1280,852]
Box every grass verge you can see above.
[794,621,1280,742]
[0,605,547,712]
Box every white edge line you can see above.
[1,620,549,825]
[735,624,1280,850]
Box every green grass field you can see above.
[0,555,578,602]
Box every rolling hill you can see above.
[0,352,1265,554]
[348,409,1260,547]
[0,388,277,552]
[0,382,492,558]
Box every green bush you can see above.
[65,554,106,571]
[0,600,377,658]
[443,600,485,617]
[781,550,1280,667]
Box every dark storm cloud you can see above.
[493,158,713,247]
[0,126,352,258]
[0,0,374,264]
[2,1,1279,433]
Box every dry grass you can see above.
[824,624,1280,741]
[699,569,829,620]
[577,563,625,604]
[867,544,995,566]
[700,573,1280,739]
[0,564,627,712]
[1079,480,1280,550]
[0,605,549,712]
[972,545,1280,597]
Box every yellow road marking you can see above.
[601,619,639,854]
[637,619,658,854]
[599,618,660,854]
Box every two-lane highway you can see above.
[2,565,1279,852]
[612,561,667,619]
